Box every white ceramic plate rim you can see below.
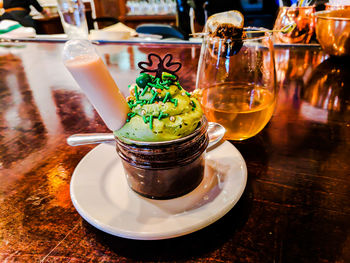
[70,141,247,240]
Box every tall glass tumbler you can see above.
[195,30,277,141]
[57,0,89,39]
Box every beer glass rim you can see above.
[205,27,272,42]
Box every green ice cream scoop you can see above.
[114,72,203,142]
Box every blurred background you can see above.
[0,0,330,39]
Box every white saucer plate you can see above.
[70,141,247,240]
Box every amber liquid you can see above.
[201,83,276,140]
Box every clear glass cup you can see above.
[195,29,277,141]
[273,6,315,44]
[57,0,89,39]
[115,117,209,199]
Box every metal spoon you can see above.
[67,122,226,149]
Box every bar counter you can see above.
[0,40,349,262]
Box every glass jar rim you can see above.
[115,116,208,146]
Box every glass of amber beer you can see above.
[195,29,277,141]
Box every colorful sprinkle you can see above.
[134,86,139,101]
[141,86,149,96]
[148,83,159,88]
[149,115,153,130]
[143,115,148,123]
[191,100,196,108]
[160,80,172,85]
[150,92,158,104]
[170,98,178,107]
[163,92,171,103]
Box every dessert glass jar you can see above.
[115,117,209,199]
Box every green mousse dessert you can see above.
[114,72,203,142]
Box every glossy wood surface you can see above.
[0,41,349,262]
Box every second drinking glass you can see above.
[195,29,277,141]
[57,0,89,39]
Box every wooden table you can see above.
[0,41,349,262]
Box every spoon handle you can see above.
[67,122,225,147]
[67,133,115,146]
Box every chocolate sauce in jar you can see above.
[116,118,209,199]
